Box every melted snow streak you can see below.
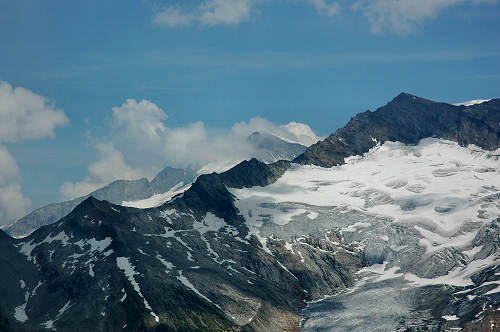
[231,138,500,331]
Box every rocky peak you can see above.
[294,93,500,167]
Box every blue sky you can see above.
[0,0,499,224]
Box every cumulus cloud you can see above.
[353,0,497,34]
[0,82,68,142]
[153,0,254,27]
[60,98,320,199]
[151,0,497,33]
[307,0,341,17]
[0,145,20,184]
[153,6,195,27]
[0,82,67,225]
[60,143,148,200]
[0,145,28,224]
[0,184,31,225]
[231,117,320,146]
[283,122,321,146]
[113,98,167,139]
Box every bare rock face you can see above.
[294,94,500,167]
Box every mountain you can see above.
[2,133,308,238]
[0,93,499,331]
[294,93,500,167]
[0,164,363,331]
[196,132,308,175]
[246,131,307,162]
[2,167,197,238]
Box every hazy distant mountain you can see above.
[2,167,196,238]
[0,94,498,331]
[246,131,307,162]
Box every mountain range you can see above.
[0,93,498,332]
[2,132,307,239]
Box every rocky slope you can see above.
[0,93,499,332]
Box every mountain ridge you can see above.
[0,93,499,331]
[2,166,197,238]
[3,132,308,238]
[294,92,500,167]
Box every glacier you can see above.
[231,138,500,330]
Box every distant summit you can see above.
[246,131,306,162]
[2,166,197,238]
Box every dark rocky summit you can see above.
[0,93,499,331]
[295,93,500,167]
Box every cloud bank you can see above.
[0,82,68,225]
[356,0,467,34]
[0,82,68,142]
[60,98,320,200]
[152,0,497,34]
[153,0,255,27]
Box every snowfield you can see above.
[122,182,191,209]
[233,138,500,249]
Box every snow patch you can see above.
[176,271,220,309]
[116,257,159,322]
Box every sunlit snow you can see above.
[122,182,191,208]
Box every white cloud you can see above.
[0,145,20,184]
[199,0,253,26]
[60,143,148,200]
[151,0,497,33]
[60,99,320,199]
[0,82,68,142]
[112,98,167,139]
[152,6,195,27]
[283,121,321,146]
[0,184,31,224]
[153,0,254,27]
[0,145,31,224]
[307,0,341,17]
[231,117,320,146]
[353,0,497,34]
[0,82,67,225]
